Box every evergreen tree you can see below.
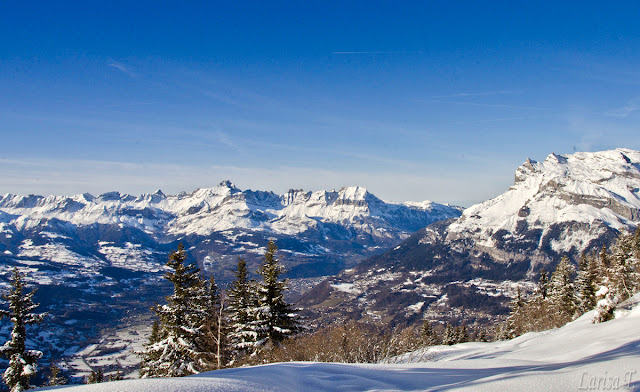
[549,256,576,319]
[227,257,259,361]
[592,230,640,323]
[632,227,640,257]
[253,241,302,348]
[610,232,639,300]
[138,244,209,377]
[537,268,549,299]
[599,246,611,270]
[44,362,67,386]
[576,254,597,314]
[0,268,46,392]
[139,319,163,376]
[441,324,456,345]
[420,321,439,346]
[502,287,524,339]
[86,369,104,384]
[457,324,469,343]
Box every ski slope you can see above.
[39,294,640,391]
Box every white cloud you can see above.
[431,90,521,99]
[604,99,640,118]
[107,60,136,77]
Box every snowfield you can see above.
[38,295,640,391]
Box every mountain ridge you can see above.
[301,148,640,327]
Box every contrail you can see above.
[331,51,422,55]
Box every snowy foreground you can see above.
[39,296,640,392]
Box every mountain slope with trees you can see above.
[301,149,640,327]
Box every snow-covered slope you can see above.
[301,149,640,327]
[39,295,640,391]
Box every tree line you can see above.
[137,240,303,376]
[498,227,640,339]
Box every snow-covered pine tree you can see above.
[227,257,258,361]
[253,241,302,349]
[610,232,639,301]
[549,256,576,320]
[576,253,597,314]
[420,321,439,346]
[441,324,456,345]
[139,319,163,376]
[593,230,640,323]
[0,268,47,392]
[502,287,524,339]
[138,244,209,377]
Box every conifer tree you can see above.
[549,256,576,319]
[227,257,258,360]
[593,230,640,323]
[420,321,439,346]
[537,268,549,300]
[253,241,301,348]
[44,362,67,386]
[0,268,47,392]
[576,254,597,314]
[86,369,104,384]
[139,319,163,376]
[139,244,209,377]
[502,287,524,339]
[457,324,469,343]
[441,324,456,345]
[610,232,638,300]
[599,246,611,270]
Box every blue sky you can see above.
[2,1,640,206]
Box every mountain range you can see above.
[2,148,640,372]
[301,148,640,326]
[0,182,461,361]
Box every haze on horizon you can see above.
[2,1,640,207]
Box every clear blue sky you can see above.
[2,1,640,206]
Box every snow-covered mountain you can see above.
[0,182,461,361]
[0,181,461,279]
[302,149,640,326]
[0,181,458,238]
[446,148,640,270]
[38,293,640,391]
